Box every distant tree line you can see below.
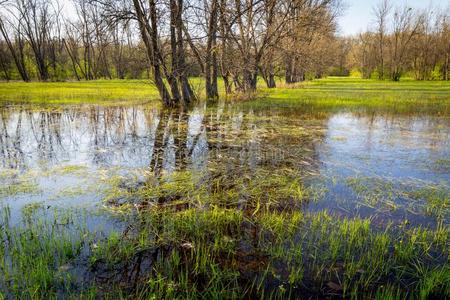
[339,0,450,81]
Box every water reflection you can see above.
[0,103,323,176]
[0,103,448,226]
[321,112,450,180]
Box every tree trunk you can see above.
[445,52,449,81]
[132,0,172,106]
[222,73,232,94]
[0,50,10,81]
[267,73,276,88]
[0,21,29,81]
[168,0,182,103]
[205,0,219,99]
[261,65,276,88]
[285,57,294,84]
[176,0,195,104]
[62,39,81,81]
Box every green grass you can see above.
[0,206,93,299]
[0,80,160,105]
[91,167,449,298]
[253,77,450,114]
[88,206,449,299]
[0,78,449,113]
[0,165,449,298]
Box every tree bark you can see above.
[205,0,219,99]
[132,0,172,106]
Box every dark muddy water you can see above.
[0,103,449,226]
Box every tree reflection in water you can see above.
[1,103,448,227]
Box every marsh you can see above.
[0,78,448,299]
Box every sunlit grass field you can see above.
[0,80,160,104]
[256,77,450,114]
[0,77,449,110]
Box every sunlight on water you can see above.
[0,103,448,227]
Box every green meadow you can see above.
[0,80,160,105]
[1,77,449,110]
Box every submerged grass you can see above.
[434,157,450,172]
[88,168,449,299]
[0,165,448,299]
[0,169,40,199]
[0,205,94,299]
[88,207,448,299]
[0,180,40,199]
[344,176,450,221]
[104,168,306,215]
[43,164,89,176]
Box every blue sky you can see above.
[338,0,446,36]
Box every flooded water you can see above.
[0,103,449,227]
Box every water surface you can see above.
[0,103,449,227]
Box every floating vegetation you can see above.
[0,179,40,199]
[346,176,397,208]
[408,185,450,219]
[434,158,450,173]
[344,176,450,222]
[49,186,94,201]
[104,167,307,215]
[43,164,89,177]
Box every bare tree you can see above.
[389,6,422,81]
[15,0,54,81]
[0,3,30,81]
[373,0,390,79]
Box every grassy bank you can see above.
[0,78,449,112]
[254,77,450,114]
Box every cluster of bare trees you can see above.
[345,0,450,81]
[0,0,342,104]
[0,0,149,82]
[124,0,342,104]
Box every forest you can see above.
[0,1,449,299]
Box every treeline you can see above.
[340,0,450,81]
[0,0,343,105]
[0,0,150,82]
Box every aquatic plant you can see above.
[0,205,93,299]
